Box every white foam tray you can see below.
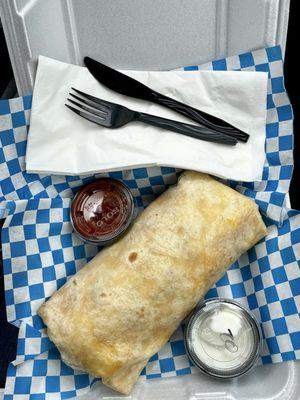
[0,1,297,399]
[73,361,300,400]
[0,0,290,96]
[0,360,298,400]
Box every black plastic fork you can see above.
[65,88,237,146]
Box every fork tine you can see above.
[65,104,111,127]
[67,98,107,117]
[71,87,113,109]
[69,92,108,114]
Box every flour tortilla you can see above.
[38,171,267,394]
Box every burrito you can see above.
[38,171,267,394]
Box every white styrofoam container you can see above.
[0,1,297,399]
[79,361,300,400]
[0,0,290,96]
[4,361,299,400]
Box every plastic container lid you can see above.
[70,178,135,245]
[185,298,262,378]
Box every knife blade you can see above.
[84,56,249,142]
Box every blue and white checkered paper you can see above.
[1,46,299,400]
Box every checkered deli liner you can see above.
[1,46,299,400]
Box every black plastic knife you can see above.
[84,56,249,142]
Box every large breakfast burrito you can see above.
[38,171,267,394]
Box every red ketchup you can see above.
[70,179,135,245]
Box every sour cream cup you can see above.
[185,298,262,378]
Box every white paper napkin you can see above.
[26,56,268,181]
